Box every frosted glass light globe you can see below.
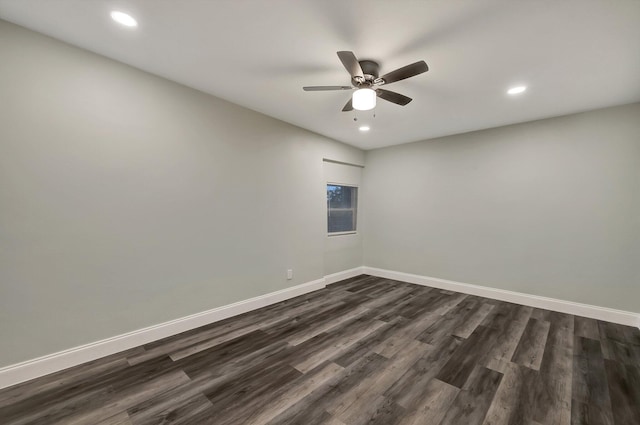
[352,88,376,111]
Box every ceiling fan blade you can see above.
[303,86,353,91]
[376,88,412,106]
[337,51,364,81]
[342,98,353,112]
[380,61,428,85]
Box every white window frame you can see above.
[327,182,358,236]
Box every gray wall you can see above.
[363,103,640,313]
[0,20,363,367]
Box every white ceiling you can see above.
[1,0,639,150]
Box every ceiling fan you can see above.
[303,51,429,112]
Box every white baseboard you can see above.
[0,277,326,390]
[363,266,640,328]
[324,267,365,285]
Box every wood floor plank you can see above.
[598,321,633,345]
[397,291,441,319]
[601,338,640,366]
[482,304,533,364]
[0,356,131,410]
[438,365,504,425]
[202,363,304,425]
[0,355,182,425]
[574,316,601,341]
[0,345,144,410]
[358,284,418,312]
[483,360,535,425]
[532,320,574,425]
[374,290,422,322]
[430,292,469,316]
[322,416,347,425]
[65,369,192,425]
[435,324,499,388]
[0,275,636,425]
[239,361,345,425]
[396,378,459,425]
[129,392,212,425]
[265,352,389,425]
[179,337,291,382]
[624,326,640,346]
[511,318,551,370]
[452,302,495,339]
[531,309,574,330]
[167,314,289,361]
[96,411,133,425]
[350,395,406,425]
[331,339,427,424]
[129,314,280,365]
[291,318,387,373]
[603,360,640,425]
[373,310,440,358]
[343,275,384,293]
[126,376,213,425]
[416,297,481,344]
[571,336,614,424]
[385,335,463,409]
[285,305,370,346]
[332,316,406,367]
[175,329,287,377]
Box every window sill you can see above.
[328,231,358,237]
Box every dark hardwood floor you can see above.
[1,275,638,425]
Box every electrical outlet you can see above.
[287,269,293,280]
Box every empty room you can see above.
[0,1,638,424]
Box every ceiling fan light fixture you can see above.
[352,88,376,111]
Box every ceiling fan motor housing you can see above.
[353,60,380,86]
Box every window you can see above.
[327,184,358,234]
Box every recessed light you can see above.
[507,86,527,95]
[111,11,138,27]
[359,126,370,132]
